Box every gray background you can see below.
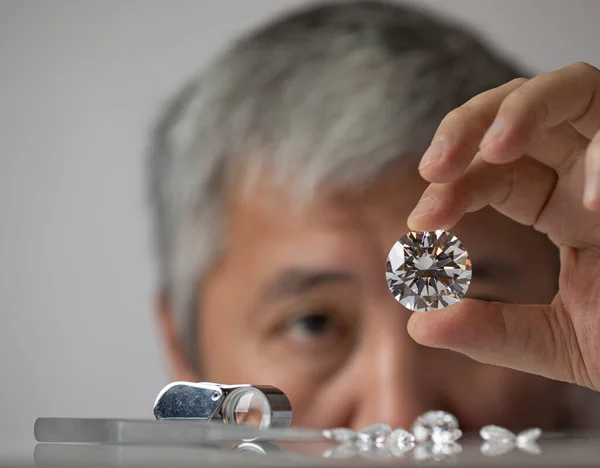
[1,0,599,457]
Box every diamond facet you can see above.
[480,425,516,443]
[357,423,392,446]
[322,427,357,444]
[411,410,461,444]
[386,230,472,311]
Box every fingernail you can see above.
[419,140,445,170]
[408,197,436,220]
[480,118,505,148]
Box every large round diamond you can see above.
[386,230,471,312]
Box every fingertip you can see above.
[407,220,456,233]
[407,189,463,232]
[407,312,443,348]
[408,299,496,351]
[406,212,456,233]
[407,215,441,232]
[418,138,479,184]
[407,302,470,349]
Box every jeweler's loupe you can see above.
[153,382,292,429]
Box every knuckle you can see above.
[551,301,595,388]
[542,308,562,374]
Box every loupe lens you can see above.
[223,387,272,429]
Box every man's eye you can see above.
[289,312,334,338]
[274,305,357,353]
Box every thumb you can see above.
[407,298,579,385]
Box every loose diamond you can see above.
[480,426,542,457]
[480,425,516,443]
[388,428,416,450]
[386,230,472,311]
[322,427,357,444]
[357,423,392,446]
[516,428,542,445]
[411,411,461,444]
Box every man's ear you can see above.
[155,291,197,381]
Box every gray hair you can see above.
[147,0,523,365]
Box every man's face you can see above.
[191,166,566,431]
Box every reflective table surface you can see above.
[3,418,600,467]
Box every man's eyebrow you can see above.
[261,268,357,300]
[473,259,521,281]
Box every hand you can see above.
[406,62,600,390]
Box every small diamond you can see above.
[357,423,392,446]
[480,426,542,457]
[322,427,357,444]
[480,425,516,443]
[386,230,472,311]
[516,428,542,445]
[388,428,416,450]
[411,411,461,444]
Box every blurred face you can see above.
[184,164,568,431]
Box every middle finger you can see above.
[419,78,526,184]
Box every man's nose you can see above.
[348,305,438,431]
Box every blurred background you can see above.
[1,0,599,457]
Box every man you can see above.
[148,0,600,432]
